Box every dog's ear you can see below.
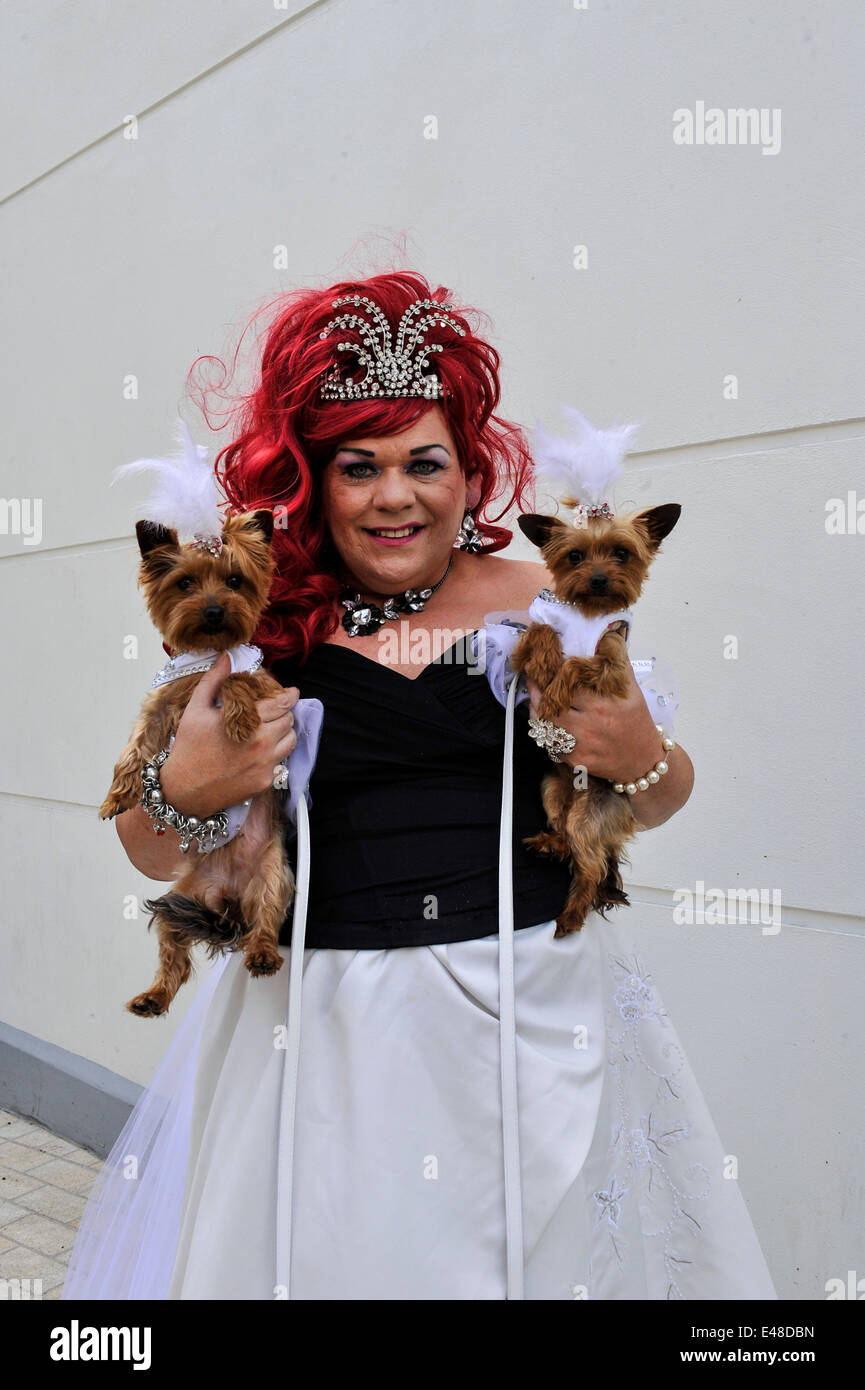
[518,513,563,551]
[633,504,681,551]
[135,520,179,557]
[225,510,275,545]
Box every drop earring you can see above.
[454,511,485,552]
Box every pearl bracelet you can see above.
[610,725,676,795]
[140,748,231,853]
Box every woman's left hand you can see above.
[525,659,663,784]
[524,664,694,828]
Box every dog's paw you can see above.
[221,683,261,743]
[244,948,284,978]
[222,710,259,743]
[553,916,585,938]
[553,899,593,935]
[536,687,570,721]
[126,990,170,1018]
[524,831,571,861]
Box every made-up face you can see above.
[320,405,480,597]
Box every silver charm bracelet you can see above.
[140,748,230,853]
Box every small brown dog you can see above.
[100,510,294,1016]
[510,498,681,937]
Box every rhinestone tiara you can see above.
[318,294,466,401]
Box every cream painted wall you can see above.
[1,0,863,1299]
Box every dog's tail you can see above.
[142,892,250,958]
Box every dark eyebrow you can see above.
[334,443,451,458]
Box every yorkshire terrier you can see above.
[100,510,294,1016]
[510,499,681,937]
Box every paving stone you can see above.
[69,1150,103,1169]
[13,1130,80,1160]
[16,1185,87,1225]
[0,1197,25,1228]
[2,1211,75,1257]
[0,1113,99,1164]
[0,1234,17,1254]
[18,1158,97,1195]
[0,1244,66,1292]
[0,1116,46,1142]
[0,1139,57,1173]
[0,1164,44,1200]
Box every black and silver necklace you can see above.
[339,554,454,636]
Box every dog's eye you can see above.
[176,576,193,590]
[567,549,584,564]
[226,575,243,589]
[613,547,630,562]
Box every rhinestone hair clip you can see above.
[571,500,615,526]
[188,532,223,557]
[318,295,466,401]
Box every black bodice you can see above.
[270,634,572,949]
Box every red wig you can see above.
[188,270,535,665]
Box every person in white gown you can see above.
[63,270,776,1301]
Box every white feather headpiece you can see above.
[532,404,639,526]
[110,417,225,553]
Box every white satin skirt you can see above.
[62,912,776,1301]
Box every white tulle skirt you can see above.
[62,911,776,1301]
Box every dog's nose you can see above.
[588,573,609,593]
[202,604,225,625]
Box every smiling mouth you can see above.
[364,525,425,538]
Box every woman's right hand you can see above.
[159,652,299,819]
